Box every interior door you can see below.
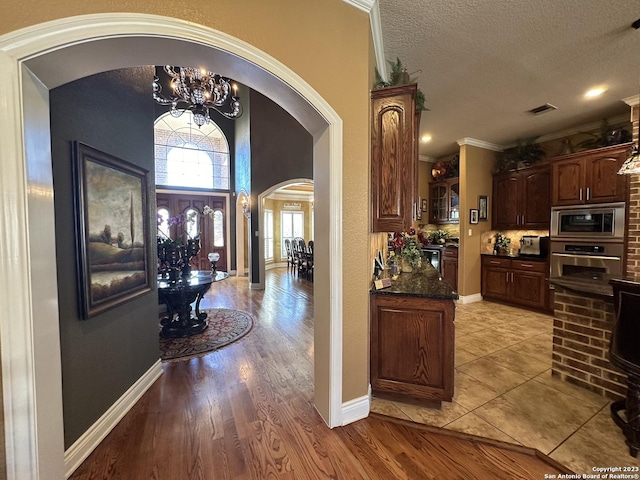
[156,193,227,272]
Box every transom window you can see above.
[154,112,230,189]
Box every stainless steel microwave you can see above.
[550,202,625,241]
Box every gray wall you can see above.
[248,90,313,281]
[50,67,158,448]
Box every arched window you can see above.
[154,112,230,189]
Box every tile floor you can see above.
[370,300,640,474]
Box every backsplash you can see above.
[418,224,460,239]
[480,229,549,255]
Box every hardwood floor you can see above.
[69,268,570,479]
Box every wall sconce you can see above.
[241,197,251,218]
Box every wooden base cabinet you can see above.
[370,294,455,404]
[441,247,458,291]
[481,256,549,311]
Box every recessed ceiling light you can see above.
[421,135,432,143]
[585,87,607,98]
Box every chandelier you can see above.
[153,66,242,127]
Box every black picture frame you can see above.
[73,142,153,319]
[478,195,488,221]
[470,208,479,224]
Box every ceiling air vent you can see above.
[528,103,557,115]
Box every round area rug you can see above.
[159,308,254,362]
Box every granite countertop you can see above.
[371,264,459,300]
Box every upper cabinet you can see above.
[429,177,460,224]
[551,143,632,206]
[492,163,551,230]
[371,84,420,232]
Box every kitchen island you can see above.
[370,264,458,406]
[549,276,626,401]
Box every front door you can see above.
[156,193,227,272]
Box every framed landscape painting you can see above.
[73,142,153,319]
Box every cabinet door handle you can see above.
[489,261,501,265]
[520,264,533,268]
[579,188,583,201]
[510,272,514,282]
[506,272,509,283]
[586,187,590,200]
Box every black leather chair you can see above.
[610,278,640,457]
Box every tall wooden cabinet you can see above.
[492,164,550,230]
[429,178,460,224]
[551,143,632,206]
[371,84,420,232]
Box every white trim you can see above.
[459,293,484,304]
[623,95,639,107]
[0,13,345,478]
[64,361,163,478]
[508,113,631,148]
[342,0,375,13]
[341,393,370,426]
[456,138,505,152]
[369,1,387,81]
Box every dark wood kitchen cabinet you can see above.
[551,143,632,206]
[441,247,458,291]
[371,84,421,232]
[492,164,550,230]
[481,256,549,311]
[370,292,455,404]
[429,177,460,224]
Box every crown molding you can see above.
[269,192,314,202]
[456,138,505,152]
[520,113,631,147]
[343,0,387,80]
[419,155,436,163]
[342,0,375,13]
[623,94,639,107]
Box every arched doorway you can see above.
[0,14,343,479]
[258,178,314,288]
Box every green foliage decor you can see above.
[374,58,428,111]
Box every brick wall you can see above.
[550,100,640,400]
[626,102,640,277]
[552,286,626,400]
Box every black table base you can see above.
[158,274,213,339]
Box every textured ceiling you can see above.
[378,0,640,159]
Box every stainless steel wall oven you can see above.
[551,202,625,242]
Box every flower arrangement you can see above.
[428,229,451,245]
[494,232,511,250]
[157,205,215,246]
[389,228,427,269]
[157,205,216,279]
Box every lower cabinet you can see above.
[441,247,458,291]
[481,256,549,311]
[370,293,455,404]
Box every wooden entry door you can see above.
[156,193,227,272]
